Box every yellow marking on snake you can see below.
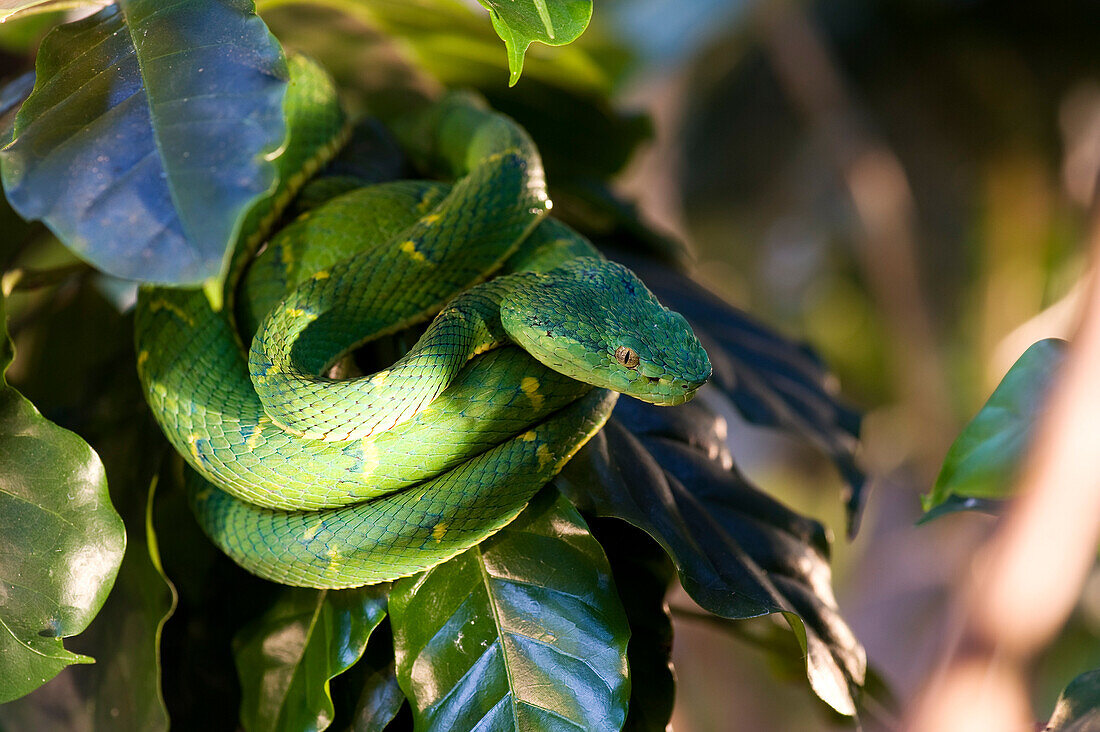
[536,443,553,470]
[360,437,379,475]
[373,370,389,385]
[246,417,269,452]
[285,307,306,318]
[137,350,149,370]
[148,299,194,327]
[432,522,448,542]
[520,430,537,442]
[420,213,441,226]
[312,270,330,280]
[325,546,341,573]
[303,522,323,541]
[187,433,201,462]
[280,242,295,266]
[521,376,544,410]
[400,240,427,262]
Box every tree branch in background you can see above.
[753,0,954,467]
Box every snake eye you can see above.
[615,346,640,369]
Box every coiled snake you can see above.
[135,59,711,588]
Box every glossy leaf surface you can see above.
[475,0,592,85]
[0,293,125,703]
[923,339,1066,519]
[235,586,388,732]
[558,398,865,716]
[390,489,630,732]
[0,0,287,287]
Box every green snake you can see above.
[135,57,711,588]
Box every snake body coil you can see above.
[135,68,710,588]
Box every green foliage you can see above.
[390,489,631,731]
[474,0,593,85]
[0,2,870,728]
[0,0,287,289]
[922,338,1067,521]
[0,293,125,703]
[1046,669,1100,731]
[235,586,388,731]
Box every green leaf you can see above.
[1046,669,1100,731]
[390,488,630,732]
[234,585,388,732]
[0,0,288,287]
[922,338,1067,519]
[329,619,406,732]
[557,400,865,717]
[592,520,675,732]
[615,252,866,536]
[0,292,125,703]
[475,0,593,85]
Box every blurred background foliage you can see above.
[2,0,1100,729]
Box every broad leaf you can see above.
[0,281,174,728]
[922,339,1066,520]
[557,398,865,716]
[1046,669,1100,731]
[235,586,388,732]
[390,489,631,732]
[0,292,125,703]
[0,0,287,287]
[475,0,593,85]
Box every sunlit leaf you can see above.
[390,489,630,732]
[234,586,388,732]
[1046,669,1100,731]
[474,0,592,85]
[0,0,287,287]
[922,338,1067,520]
[0,292,125,703]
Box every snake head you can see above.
[501,258,712,405]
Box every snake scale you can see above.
[135,57,711,588]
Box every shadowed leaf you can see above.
[558,398,865,716]
[234,585,388,732]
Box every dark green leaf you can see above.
[557,399,864,716]
[0,292,125,703]
[610,249,867,536]
[329,619,406,732]
[592,520,675,732]
[474,0,592,85]
[0,280,174,729]
[390,488,630,732]
[235,586,388,732]
[1046,669,1100,731]
[0,0,287,287]
[923,339,1067,519]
